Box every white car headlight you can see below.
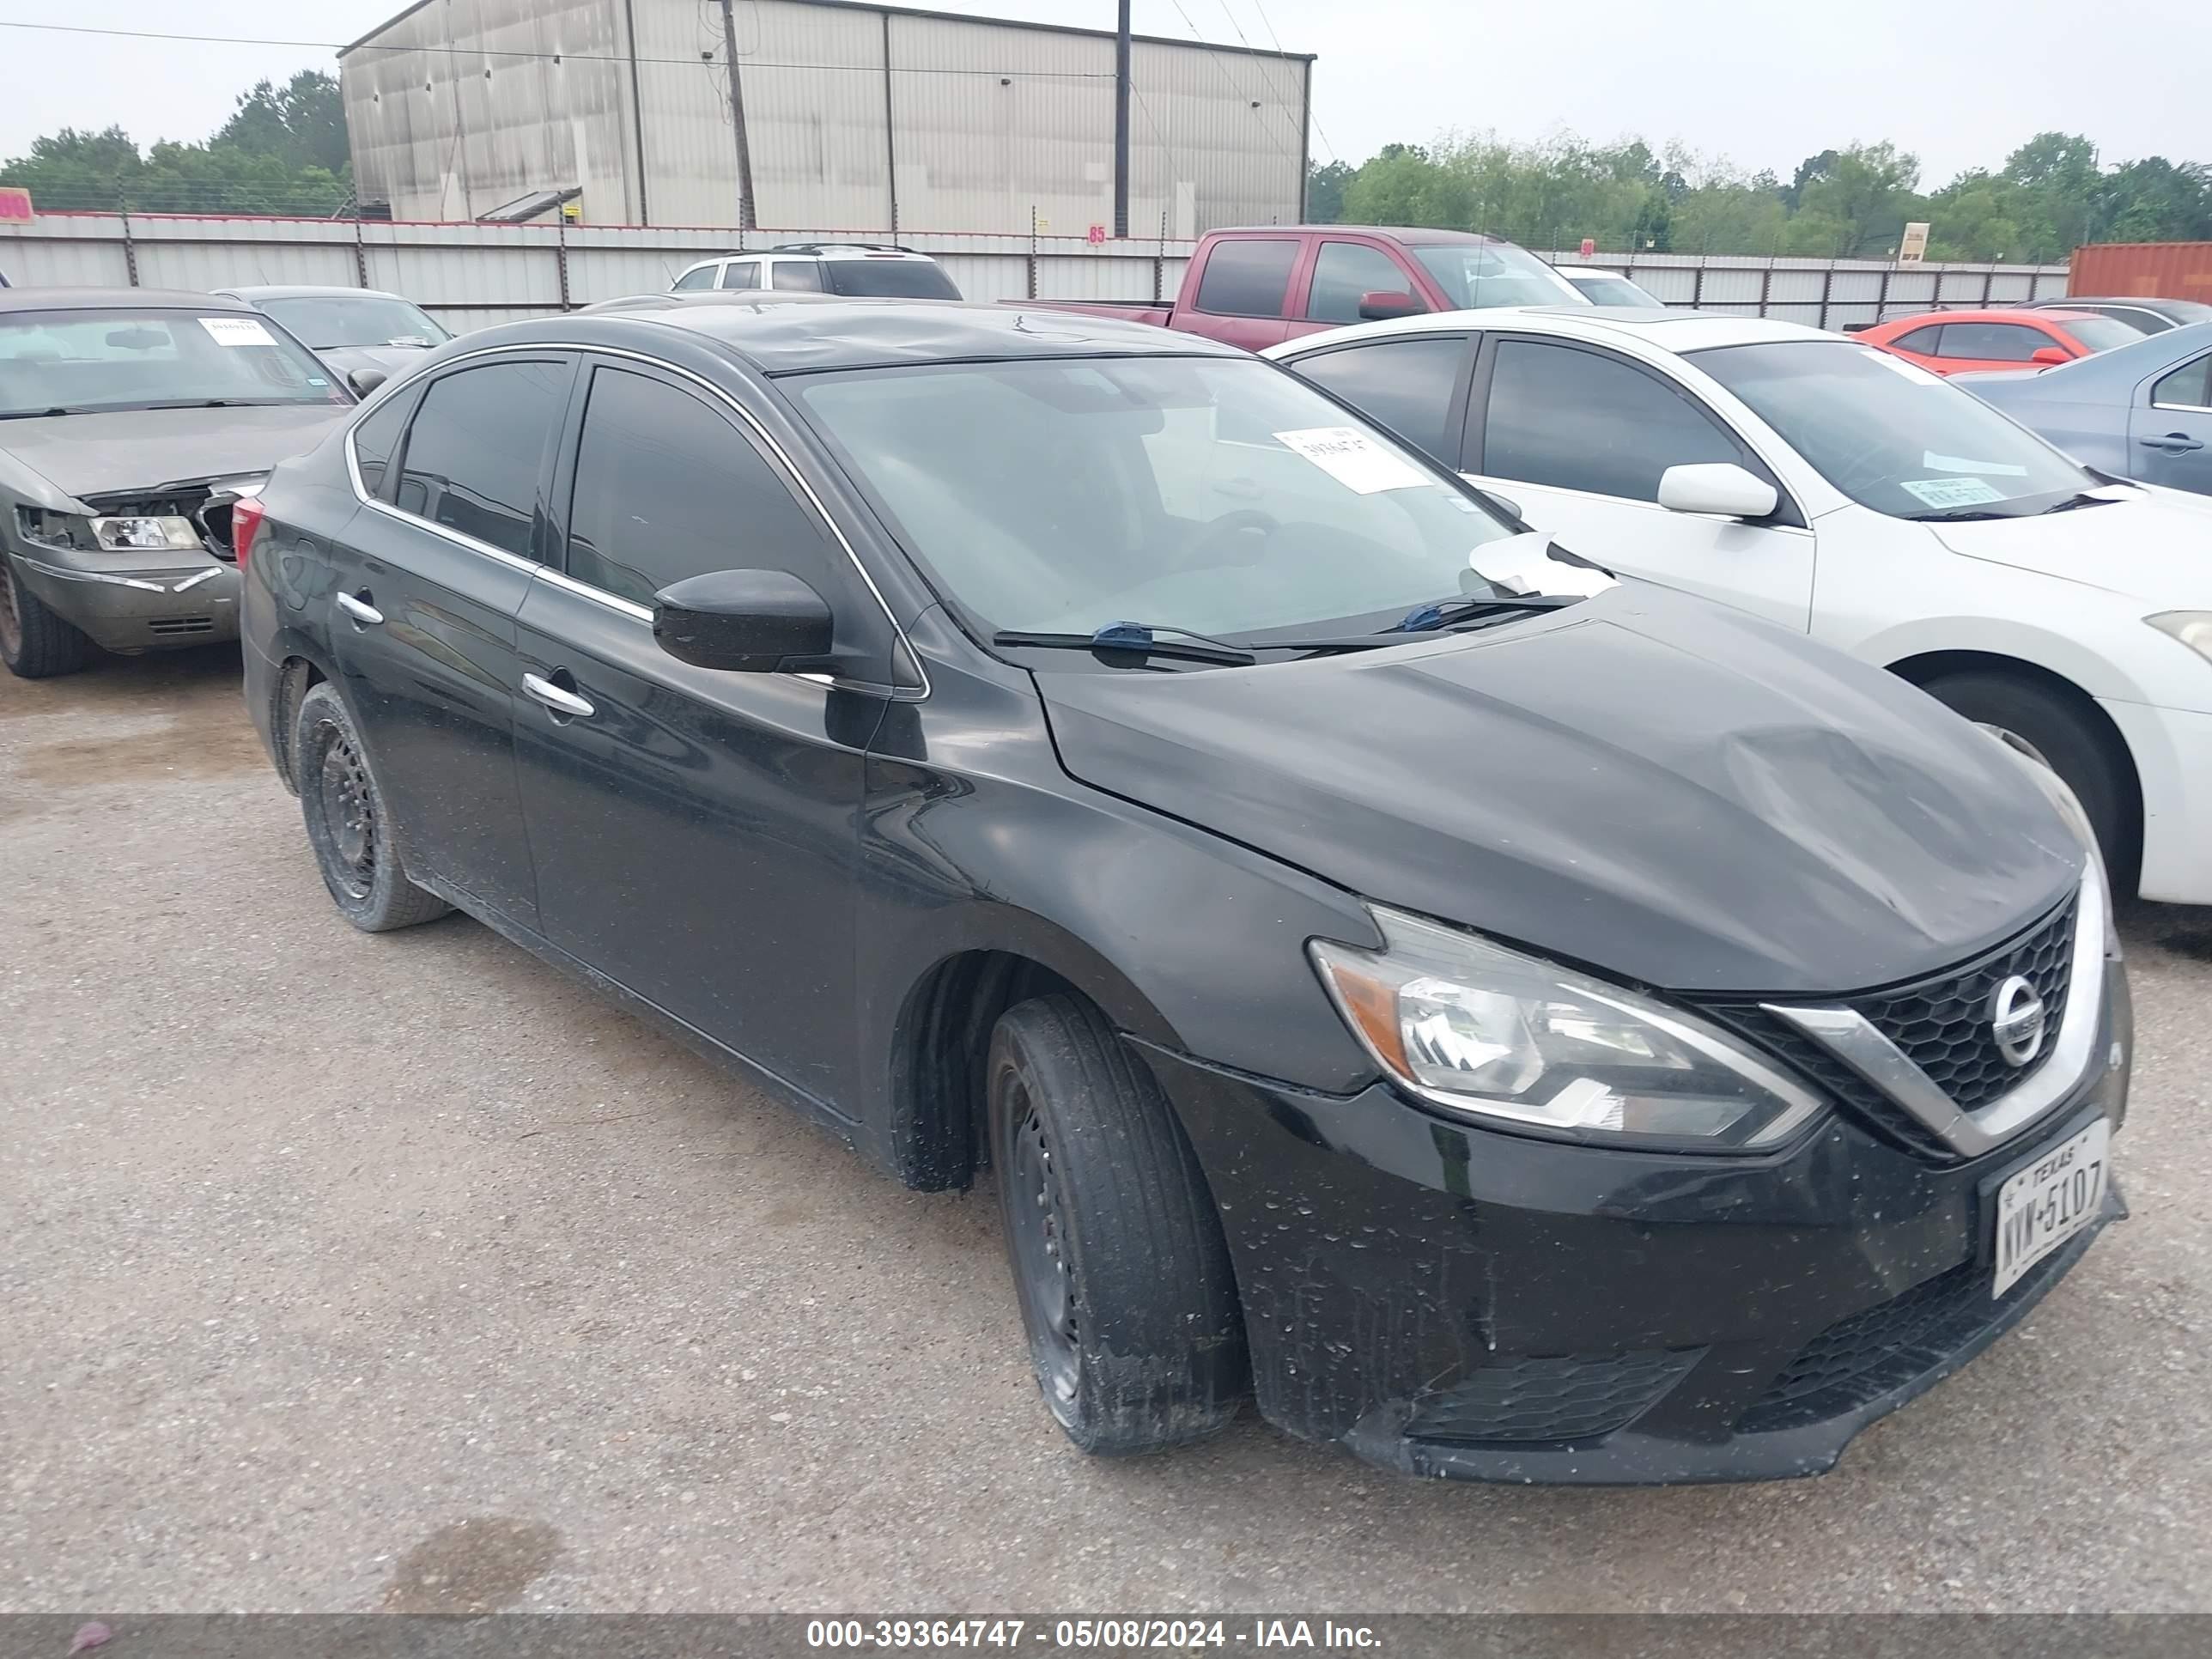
[2148,611,2212,663]
[1310,906,1826,1151]
[15,506,203,554]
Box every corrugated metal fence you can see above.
[0,212,2069,332]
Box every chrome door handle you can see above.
[336,591,383,625]
[522,672,595,719]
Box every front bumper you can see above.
[1143,969,2130,1485]
[6,546,240,652]
[2100,696,2212,906]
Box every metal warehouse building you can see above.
[338,0,1312,236]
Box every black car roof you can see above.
[0,287,260,314]
[549,299,1249,374]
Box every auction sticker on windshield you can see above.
[1900,476,2008,509]
[1274,427,1431,494]
[1993,1118,2109,1298]
[199,316,278,348]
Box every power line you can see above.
[0,19,1116,77]
[1160,0,1300,173]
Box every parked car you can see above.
[2021,295,2212,336]
[671,242,961,300]
[1554,265,1665,307]
[1957,322,2212,499]
[211,284,451,392]
[1024,225,1589,350]
[1857,307,2140,375]
[0,286,352,678]
[1267,306,2212,905]
[242,297,2127,1485]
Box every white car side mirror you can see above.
[1657,463,1778,520]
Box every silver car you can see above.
[211,284,452,392]
[0,287,353,678]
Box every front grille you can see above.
[1405,1348,1702,1445]
[1738,1244,2075,1434]
[148,616,215,635]
[1701,894,2078,1162]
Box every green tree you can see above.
[216,70,349,176]
[1304,159,1354,223]
[1340,144,1475,228]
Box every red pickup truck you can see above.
[1027,226,1588,349]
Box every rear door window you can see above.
[1892,325,1943,354]
[1194,239,1298,319]
[719,261,761,290]
[771,262,825,292]
[394,359,571,558]
[1291,336,1471,465]
[1478,337,1743,501]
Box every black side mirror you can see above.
[348,366,388,398]
[1357,289,1423,321]
[653,568,834,673]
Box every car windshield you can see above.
[0,307,349,417]
[825,261,960,300]
[792,355,1579,642]
[1413,243,1586,308]
[254,295,449,349]
[1691,339,2093,519]
[1570,273,1662,307]
[2052,313,2142,354]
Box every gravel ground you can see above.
[3,644,2209,1614]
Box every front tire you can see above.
[987,994,1247,1455]
[0,556,94,679]
[292,682,451,932]
[1918,670,2136,892]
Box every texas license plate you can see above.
[1993,1119,2110,1298]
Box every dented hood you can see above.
[1036,586,2081,996]
[1,404,349,505]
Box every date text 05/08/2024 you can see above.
[805,1620,1383,1650]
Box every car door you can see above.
[334,353,573,928]
[510,356,905,1108]
[1461,334,1816,629]
[2131,349,2212,494]
[1281,331,1477,471]
[1182,237,1301,349]
[1295,238,1431,334]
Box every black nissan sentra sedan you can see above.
[240,301,2130,1484]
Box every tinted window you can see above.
[2054,314,2141,354]
[719,261,760,290]
[1194,239,1297,318]
[1292,337,1468,464]
[395,360,568,557]
[672,264,718,291]
[771,261,825,292]
[258,294,447,348]
[349,392,411,498]
[1306,242,1413,324]
[1893,325,1943,353]
[564,368,831,608]
[2153,356,2212,409]
[1936,322,2048,362]
[828,260,961,299]
[1481,339,1739,501]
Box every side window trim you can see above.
[377,353,578,568]
[343,381,427,506]
[1465,332,1807,529]
[1291,331,1478,467]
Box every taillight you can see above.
[230,495,267,569]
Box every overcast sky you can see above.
[3,0,2206,187]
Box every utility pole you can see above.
[1111,0,1130,239]
[720,0,758,232]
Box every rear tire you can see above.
[292,682,452,932]
[1919,670,2136,891]
[0,556,94,679]
[986,994,1247,1455]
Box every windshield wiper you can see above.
[993,622,1257,666]
[1394,592,1586,632]
[2040,491,2119,514]
[0,407,79,420]
[1900,506,2017,522]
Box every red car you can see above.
[1856,307,2142,375]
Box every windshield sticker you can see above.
[1273,427,1433,494]
[1922,450,2029,477]
[198,316,277,348]
[1857,346,1943,385]
[1900,476,2008,508]
[1468,531,1616,597]
[307,376,329,386]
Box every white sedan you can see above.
[1266,307,2212,905]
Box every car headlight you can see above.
[1310,906,1826,1151]
[15,506,204,553]
[2148,611,2212,663]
